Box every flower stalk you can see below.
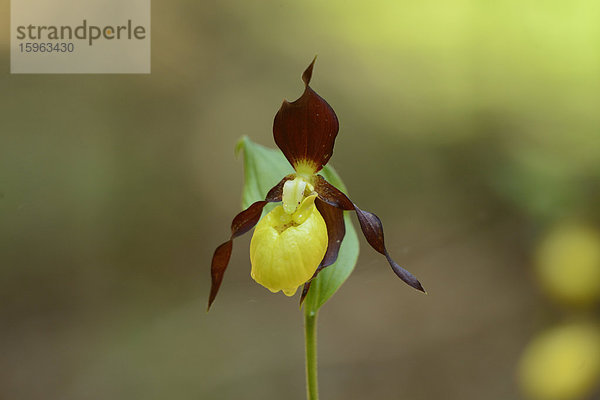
[304,308,319,400]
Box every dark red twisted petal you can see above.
[313,175,426,293]
[273,58,339,173]
[312,175,354,210]
[208,176,292,310]
[299,198,346,305]
[314,199,346,268]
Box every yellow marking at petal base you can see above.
[294,161,318,180]
[250,195,327,296]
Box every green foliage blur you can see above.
[1,1,599,399]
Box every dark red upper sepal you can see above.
[273,58,339,173]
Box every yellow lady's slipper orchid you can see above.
[208,58,424,310]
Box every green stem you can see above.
[304,309,319,400]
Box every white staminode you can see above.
[282,177,309,214]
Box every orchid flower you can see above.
[208,58,424,310]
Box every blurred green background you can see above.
[2,0,600,399]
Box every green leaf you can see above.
[236,136,359,312]
[236,136,294,210]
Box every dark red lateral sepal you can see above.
[208,176,292,310]
[273,58,339,173]
[313,175,426,293]
[300,198,346,305]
